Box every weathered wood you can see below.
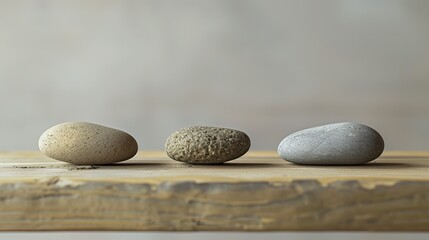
[0,151,428,231]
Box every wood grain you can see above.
[0,151,428,231]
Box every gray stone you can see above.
[165,126,251,164]
[39,122,138,165]
[278,122,384,165]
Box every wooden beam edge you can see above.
[0,178,428,231]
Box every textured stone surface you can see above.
[165,126,251,164]
[278,122,384,165]
[39,122,138,165]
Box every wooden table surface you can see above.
[0,151,428,231]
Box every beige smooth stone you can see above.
[39,122,138,165]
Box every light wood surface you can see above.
[0,151,428,231]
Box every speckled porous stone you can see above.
[165,126,251,164]
[39,122,138,165]
[278,122,384,165]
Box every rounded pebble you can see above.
[39,122,138,165]
[278,122,384,165]
[165,126,251,164]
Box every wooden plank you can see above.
[0,151,428,231]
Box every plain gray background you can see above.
[0,1,428,239]
[1,0,428,151]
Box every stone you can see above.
[39,122,138,165]
[165,126,251,164]
[278,122,384,165]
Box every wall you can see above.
[1,0,428,150]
